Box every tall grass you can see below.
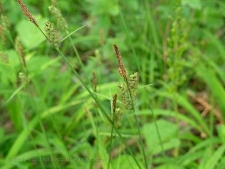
[1,0,225,169]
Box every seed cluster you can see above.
[118,72,139,110]
[17,0,38,27]
[113,45,127,80]
[111,45,139,124]
[44,22,59,47]
[49,6,68,32]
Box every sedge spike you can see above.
[17,0,38,27]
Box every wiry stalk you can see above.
[113,45,148,169]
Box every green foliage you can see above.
[16,18,46,49]
[111,155,144,169]
[143,119,179,154]
[0,0,225,168]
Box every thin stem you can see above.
[149,105,169,169]
[54,46,142,169]
[66,31,85,72]
[114,44,148,168]
[108,111,114,169]
[60,23,91,43]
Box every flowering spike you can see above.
[49,5,68,31]
[111,94,122,123]
[113,44,127,80]
[17,0,38,27]
[44,22,59,47]
[117,73,139,110]
[112,94,117,113]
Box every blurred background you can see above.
[0,0,225,168]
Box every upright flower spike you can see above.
[17,0,38,27]
[112,94,117,113]
[113,45,139,111]
[111,94,122,123]
[113,44,128,81]
[49,5,68,32]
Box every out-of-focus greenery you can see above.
[0,0,225,168]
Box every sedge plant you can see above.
[16,0,148,168]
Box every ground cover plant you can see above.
[0,0,225,168]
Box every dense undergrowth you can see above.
[0,0,225,169]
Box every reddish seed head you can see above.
[17,0,38,27]
[112,94,117,113]
[113,44,127,80]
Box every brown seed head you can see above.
[112,94,117,113]
[113,44,127,80]
[17,0,38,27]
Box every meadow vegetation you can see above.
[0,0,225,168]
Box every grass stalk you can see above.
[54,46,142,168]
[113,44,148,168]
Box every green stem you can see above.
[37,24,142,168]
[124,77,148,169]
[54,47,142,169]
[108,107,115,169]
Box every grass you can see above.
[0,0,225,169]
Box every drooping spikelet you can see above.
[17,0,38,27]
[48,5,68,32]
[113,45,139,111]
[44,22,59,47]
[112,94,117,113]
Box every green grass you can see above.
[1,0,225,169]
